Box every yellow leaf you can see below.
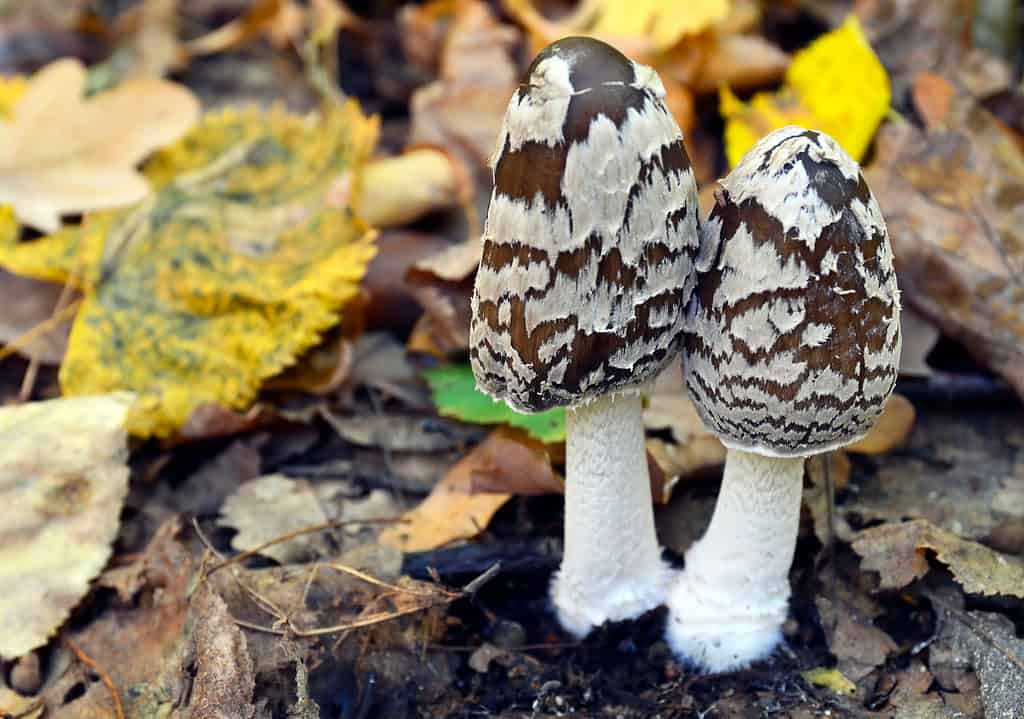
[800,667,857,695]
[0,392,134,659]
[721,15,890,167]
[0,73,27,118]
[0,101,380,438]
[0,58,200,233]
[503,0,728,53]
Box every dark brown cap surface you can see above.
[470,38,700,412]
[683,126,901,456]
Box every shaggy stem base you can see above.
[551,392,671,637]
[666,448,805,672]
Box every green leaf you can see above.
[422,364,566,443]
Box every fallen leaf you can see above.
[845,394,916,455]
[43,518,193,719]
[865,84,1024,401]
[852,519,1024,596]
[0,101,380,437]
[406,279,473,358]
[412,236,482,282]
[343,332,430,407]
[355,148,471,229]
[187,583,256,719]
[839,406,1019,544]
[800,667,856,695]
[407,0,520,171]
[504,0,729,54]
[720,15,889,167]
[219,474,331,563]
[899,305,941,377]
[379,429,536,552]
[815,595,897,681]
[928,587,1024,719]
[321,409,481,452]
[857,0,1010,101]
[0,58,199,232]
[0,393,133,660]
[186,0,304,56]
[423,363,566,443]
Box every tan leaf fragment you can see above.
[0,392,133,660]
[219,475,330,564]
[0,58,199,233]
[356,148,472,229]
[845,393,916,455]
[852,519,1024,597]
[379,429,545,552]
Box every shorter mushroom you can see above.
[470,37,701,636]
[667,126,901,672]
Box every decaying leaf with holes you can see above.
[0,102,380,437]
[0,393,133,660]
[720,16,890,167]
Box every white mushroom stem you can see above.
[665,448,805,673]
[550,391,672,637]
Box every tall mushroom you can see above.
[667,126,901,672]
[469,37,701,637]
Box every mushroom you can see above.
[469,37,701,637]
[666,126,901,672]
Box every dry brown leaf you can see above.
[44,518,193,719]
[866,84,1024,400]
[407,0,520,171]
[0,58,199,233]
[219,475,331,563]
[188,583,256,719]
[845,393,916,455]
[406,279,474,358]
[816,594,897,681]
[0,393,133,660]
[852,519,1024,596]
[927,589,1024,719]
[378,429,553,552]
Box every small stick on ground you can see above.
[65,638,125,719]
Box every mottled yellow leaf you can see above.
[0,102,380,437]
[0,393,133,659]
[0,58,199,233]
[800,667,857,695]
[721,15,889,167]
[503,0,728,52]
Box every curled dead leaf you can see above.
[852,519,1024,597]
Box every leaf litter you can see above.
[1,1,1024,717]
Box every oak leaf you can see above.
[720,15,889,167]
[0,58,199,233]
[0,102,380,437]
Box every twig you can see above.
[205,516,405,574]
[20,265,81,401]
[65,638,125,719]
[0,300,81,362]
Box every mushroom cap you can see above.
[684,126,901,457]
[470,36,700,413]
